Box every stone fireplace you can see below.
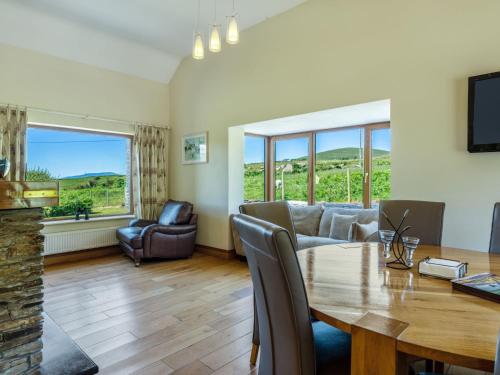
[0,208,44,373]
[0,180,58,374]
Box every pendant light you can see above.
[192,0,205,60]
[209,0,222,53]
[226,0,239,45]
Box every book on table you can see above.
[451,273,500,303]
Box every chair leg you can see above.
[434,361,444,373]
[425,360,433,372]
[250,343,259,365]
[134,258,141,267]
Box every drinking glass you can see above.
[402,236,420,267]
[379,230,395,259]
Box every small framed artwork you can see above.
[182,132,208,164]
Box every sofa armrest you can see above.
[141,224,197,237]
[129,219,157,227]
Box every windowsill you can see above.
[43,214,135,226]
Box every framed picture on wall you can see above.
[182,132,208,164]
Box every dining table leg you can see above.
[350,313,409,375]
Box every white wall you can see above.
[169,0,500,251]
[0,43,170,235]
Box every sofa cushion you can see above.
[319,206,378,237]
[330,214,357,241]
[158,200,193,225]
[350,221,379,242]
[291,205,323,236]
[297,234,347,250]
[116,227,143,249]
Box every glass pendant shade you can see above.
[226,15,239,45]
[209,25,222,53]
[192,32,205,60]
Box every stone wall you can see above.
[0,208,44,374]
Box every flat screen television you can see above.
[468,71,500,152]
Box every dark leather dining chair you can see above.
[379,200,445,246]
[495,332,500,375]
[490,203,500,254]
[239,201,298,251]
[239,201,298,365]
[233,214,351,375]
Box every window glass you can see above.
[244,135,266,202]
[26,126,131,219]
[315,128,364,206]
[371,128,391,205]
[274,137,309,204]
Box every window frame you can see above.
[244,122,390,208]
[26,123,135,221]
[243,133,268,202]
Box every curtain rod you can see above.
[0,102,170,129]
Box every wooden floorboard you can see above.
[43,253,255,375]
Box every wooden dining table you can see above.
[297,243,500,374]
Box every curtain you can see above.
[0,106,27,180]
[133,125,169,220]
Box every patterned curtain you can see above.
[0,106,27,180]
[132,125,169,220]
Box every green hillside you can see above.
[283,147,389,162]
[316,147,389,160]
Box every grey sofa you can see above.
[291,204,378,250]
[232,203,378,256]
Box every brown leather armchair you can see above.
[116,200,197,266]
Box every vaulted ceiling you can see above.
[0,0,306,83]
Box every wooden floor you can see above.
[43,252,489,375]
[43,253,256,375]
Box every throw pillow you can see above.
[291,205,323,236]
[329,214,357,240]
[350,221,379,242]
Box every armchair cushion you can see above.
[158,200,193,225]
[116,227,143,249]
[129,219,157,227]
[141,224,198,237]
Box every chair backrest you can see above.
[239,201,298,251]
[495,331,500,375]
[158,200,193,225]
[490,203,500,254]
[233,214,315,375]
[378,200,445,246]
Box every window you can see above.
[245,123,391,208]
[370,127,391,205]
[26,126,132,219]
[273,136,310,204]
[315,128,364,205]
[244,135,266,202]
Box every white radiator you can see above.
[43,227,120,255]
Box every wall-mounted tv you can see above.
[468,71,500,153]
[468,72,500,152]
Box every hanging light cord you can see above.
[195,0,201,30]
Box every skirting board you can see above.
[195,245,236,259]
[44,246,122,267]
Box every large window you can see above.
[244,123,391,208]
[26,126,132,219]
[244,135,266,202]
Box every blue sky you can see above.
[27,127,129,178]
[245,128,391,162]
